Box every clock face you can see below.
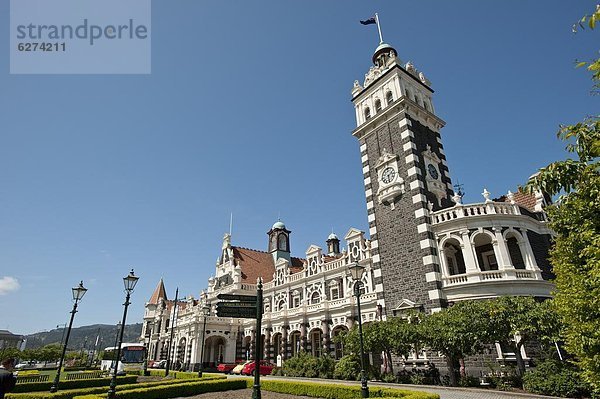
[427,163,439,180]
[381,167,396,184]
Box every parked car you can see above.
[14,362,35,370]
[151,360,167,369]
[231,361,251,375]
[241,360,275,376]
[217,363,237,373]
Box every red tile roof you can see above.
[233,246,305,283]
[495,188,538,211]
[148,279,167,304]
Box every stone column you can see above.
[460,229,479,273]
[321,320,330,356]
[493,227,512,270]
[264,328,271,362]
[300,323,307,352]
[519,229,541,272]
[281,327,288,361]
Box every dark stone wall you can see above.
[360,112,451,314]
[527,231,554,280]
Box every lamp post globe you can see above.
[347,263,369,398]
[49,281,87,393]
[108,269,139,399]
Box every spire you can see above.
[148,278,167,304]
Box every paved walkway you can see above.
[228,375,563,399]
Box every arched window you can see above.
[386,91,394,105]
[310,291,321,304]
[364,107,371,120]
[443,239,466,275]
[423,101,430,111]
[277,234,287,251]
[374,99,382,112]
[277,299,286,311]
[473,232,498,271]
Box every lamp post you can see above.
[107,269,139,399]
[197,305,210,378]
[348,262,369,398]
[50,281,88,393]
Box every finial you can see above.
[507,190,515,204]
[452,191,462,205]
[482,188,491,203]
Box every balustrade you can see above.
[431,201,521,225]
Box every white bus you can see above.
[100,343,146,374]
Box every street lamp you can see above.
[50,281,87,393]
[108,269,139,399]
[348,262,369,398]
[197,304,210,378]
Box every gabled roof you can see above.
[233,247,304,283]
[148,278,167,305]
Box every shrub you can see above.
[333,355,361,381]
[457,376,480,388]
[381,373,396,383]
[256,379,439,399]
[281,352,334,378]
[523,359,591,398]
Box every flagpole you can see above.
[375,13,383,43]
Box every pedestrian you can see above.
[0,358,17,399]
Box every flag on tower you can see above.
[360,16,376,25]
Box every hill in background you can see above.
[25,323,143,350]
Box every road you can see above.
[228,375,563,399]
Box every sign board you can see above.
[217,293,257,302]
[216,307,257,319]
[216,301,256,308]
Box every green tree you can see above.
[38,344,62,365]
[525,5,600,392]
[337,318,422,376]
[488,297,561,377]
[420,301,491,386]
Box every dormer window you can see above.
[364,107,371,120]
[386,91,394,104]
[374,99,382,112]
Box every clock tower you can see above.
[351,42,454,314]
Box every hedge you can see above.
[7,375,225,399]
[147,370,222,379]
[9,378,183,399]
[251,379,439,399]
[12,377,138,393]
[73,379,247,399]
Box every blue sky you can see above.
[0,1,597,335]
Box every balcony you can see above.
[442,269,552,302]
[432,202,521,226]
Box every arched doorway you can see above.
[309,328,323,357]
[176,337,186,370]
[331,326,348,359]
[243,335,252,360]
[204,336,226,367]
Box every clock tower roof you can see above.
[372,42,397,64]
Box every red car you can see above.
[241,360,275,376]
[217,363,237,373]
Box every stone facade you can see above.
[141,39,555,375]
